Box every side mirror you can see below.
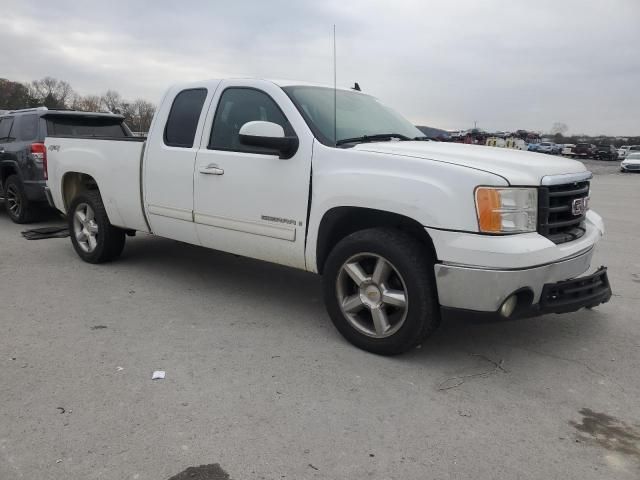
[238,121,299,159]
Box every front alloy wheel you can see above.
[323,228,441,355]
[336,253,408,338]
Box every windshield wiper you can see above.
[335,133,410,146]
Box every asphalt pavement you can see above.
[0,160,639,480]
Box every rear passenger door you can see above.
[144,85,218,244]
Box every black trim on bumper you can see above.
[538,266,611,314]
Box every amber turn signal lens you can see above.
[475,187,502,232]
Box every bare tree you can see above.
[100,89,123,113]
[0,78,34,109]
[550,122,568,136]
[29,77,74,108]
[82,94,103,112]
[129,99,156,133]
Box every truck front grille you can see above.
[537,180,589,244]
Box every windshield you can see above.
[282,86,424,146]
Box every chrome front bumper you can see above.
[434,246,597,312]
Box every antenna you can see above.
[333,24,337,146]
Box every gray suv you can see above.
[0,107,132,223]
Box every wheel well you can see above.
[316,207,437,273]
[0,165,18,186]
[61,172,99,211]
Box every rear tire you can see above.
[68,190,125,263]
[4,175,37,224]
[322,228,441,355]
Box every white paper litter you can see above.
[152,370,165,380]
[116,366,124,371]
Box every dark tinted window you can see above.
[17,114,39,141]
[209,88,293,153]
[46,116,128,137]
[0,117,15,141]
[164,88,207,148]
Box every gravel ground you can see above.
[0,159,639,480]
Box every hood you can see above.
[354,141,588,185]
[622,157,640,164]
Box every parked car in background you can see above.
[527,143,540,152]
[537,142,555,154]
[562,144,575,156]
[44,78,610,355]
[0,107,132,223]
[573,143,597,158]
[551,143,563,155]
[595,144,618,161]
[617,147,628,159]
[623,145,640,158]
[620,152,640,172]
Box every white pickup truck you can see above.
[44,78,611,355]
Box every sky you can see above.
[1,0,638,136]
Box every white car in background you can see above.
[537,142,555,154]
[620,152,640,172]
[562,144,575,156]
[619,145,640,159]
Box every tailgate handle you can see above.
[199,164,224,175]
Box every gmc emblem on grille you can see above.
[572,197,588,216]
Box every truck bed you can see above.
[45,136,150,232]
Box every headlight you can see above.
[475,187,537,233]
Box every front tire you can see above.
[68,191,125,263]
[322,228,440,355]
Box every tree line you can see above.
[0,77,155,133]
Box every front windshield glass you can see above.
[282,86,424,146]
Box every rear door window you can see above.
[164,88,208,148]
[0,117,15,142]
[45,116,128,137]
[17,114,39,141]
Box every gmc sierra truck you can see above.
[44,78,612,355]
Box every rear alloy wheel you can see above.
[73,203,100,253]
[4,175,36,223]
[323,228,440,355]
[68,191,125,263]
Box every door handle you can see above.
[199,164,224,175]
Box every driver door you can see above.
[193,82,312,269]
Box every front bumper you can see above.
[434,246,607,312]
[429,210,610,317]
